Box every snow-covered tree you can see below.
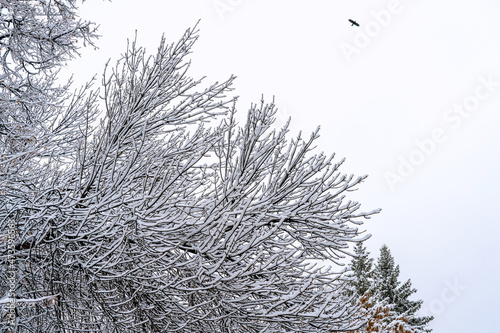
[352,292,421,333]
[346,241,374,298]
[1,1,98,330]
[373,245,400,305]
[0,0,98,220]
[1,2,382,331]
[0,0,97,159]
[344,244,433,333]
[373,245,433,332]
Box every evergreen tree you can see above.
[348,241,374,297]
[373,245,433,332]
[346,242,424,333]
[373,245,400,304]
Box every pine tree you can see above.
[373,245,400,304]
[346,242,422,333]
[348,242,374,297]
[373,245,433,332]
[353,293,421,333]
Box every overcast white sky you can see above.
[63,0,500,331]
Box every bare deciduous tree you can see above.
[1,3,380,332]
[0,0,98,199]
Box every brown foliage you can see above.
[353,292,418,333]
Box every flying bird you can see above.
[349,19,359,27]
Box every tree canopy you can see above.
[0,2,382,332]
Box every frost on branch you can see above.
[0,0,96,75]
[0,0,98,204]
[1,20,380,332]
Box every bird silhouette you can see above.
[349,19,360,27]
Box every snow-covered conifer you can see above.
[347,241,375,297]
[373,245,433,332]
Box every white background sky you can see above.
[63,1,500,331]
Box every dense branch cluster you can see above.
[1,2,381,332]
[0,0,97,194]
